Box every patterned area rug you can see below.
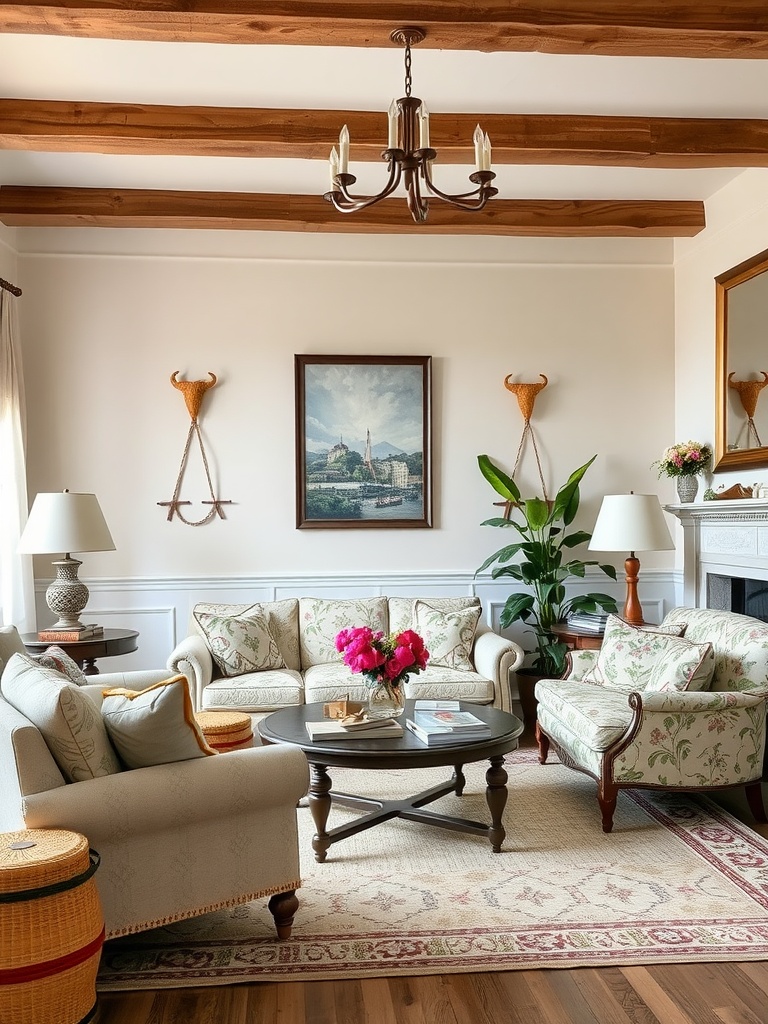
[97,750,768,990]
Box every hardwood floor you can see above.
[98,728,768,1024]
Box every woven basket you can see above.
[0,829,103,1024]
[195,710,254,752]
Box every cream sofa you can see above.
[534,608,768,833]
[168,596,524,716]
[0,626,309,939]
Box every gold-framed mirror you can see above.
[715,247,768,472]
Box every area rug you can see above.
[97,750,768,990]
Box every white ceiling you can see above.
[1,33,764,205]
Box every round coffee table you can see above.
[258,701,524,861]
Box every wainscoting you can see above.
[31,570,680,677]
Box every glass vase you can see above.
[367,681,405,719]
[676,475,699,503]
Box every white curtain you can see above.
[0,287,34,630]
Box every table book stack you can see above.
[37,624,104,643]
[405,707,491,746]
[305,717,404,740]
[564,611,609,634]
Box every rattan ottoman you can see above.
[195,710,254,752]
[0,828,103,1024]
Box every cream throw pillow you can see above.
[101,675,215,769]
[585,615,706,692]
[1,652,120,781]
[413,600,481,671]
[193,608,285,677]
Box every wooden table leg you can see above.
[308,763,333,863]
[485,755,508,853]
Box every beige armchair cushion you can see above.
[1,653,121,782]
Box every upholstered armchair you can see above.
[0,625,309,939]
[534,609,768,832]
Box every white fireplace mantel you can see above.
[665,498,768,607]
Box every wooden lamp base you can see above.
[622,553,645,626]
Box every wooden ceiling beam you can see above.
[1,2,767,57]
[3,99,768,168]
[0,186,705,236]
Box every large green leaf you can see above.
[477,455,521,503]
[523,497,550,530]
[560,530,592,549]
[499,592,535,626]
[550,455,597,526]
[479,517,518,529]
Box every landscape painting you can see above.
[295,355,432,529]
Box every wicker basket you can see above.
[195,710,254,752]
[0,829,104,1024]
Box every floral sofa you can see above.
[168,596,524,717]
[534,608,768,832]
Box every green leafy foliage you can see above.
[476,453,618,676]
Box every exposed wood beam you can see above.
[1,2,767,57]
[0,187,705,236]
[2,99,768,168]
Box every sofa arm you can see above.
[636,689,768,713]
[88,669,173,691]
[22,743,310,838]
[168,635,214,710]
[473,629,524,713]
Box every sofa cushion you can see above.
[29,645,89,685]
[102,675,216,769]
[413,600,481,671]
[193,606,285,677]
[202,668,304,712]
[388,596,482,635]
[299,597,388,668]
[534,678,633,751]
[1,652,121,781]
[583,615,690,690]
[303,663,372,705]
[192,599,301,673]
[0,625,25,673]
[403,665,494,704]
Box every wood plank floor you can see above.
[98,729,768,1024]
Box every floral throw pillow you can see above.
[193,609,285,678]
[413,600,481,671]
[644,639,715,692]
[584,615,690,690]
[31,645,89,685]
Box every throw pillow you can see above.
[193,608,285,678]
[0,652,121,782]
[101,675,216,769]
[413,600,481,671]
[30,645,89,686]
[644,639,715,692]
[584,615,695,691]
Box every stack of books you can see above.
[405,708,491,746]
[565,612,609,634]
[305,717,404,740]
[37,624,104,642]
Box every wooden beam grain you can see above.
[0,186,706,236]
[1,2,767,57]
[4,99,768,168]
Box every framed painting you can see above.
[295,355,432,529]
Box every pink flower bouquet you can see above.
[335,626,429,694]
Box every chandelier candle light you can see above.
[325,27,497,224]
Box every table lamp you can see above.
[18,490,115,630]
[588,493,674,626]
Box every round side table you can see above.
[22,628,139,676]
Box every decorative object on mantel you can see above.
[704,482,754,501]
[158,371,232,526]
[588,493,674,626]
[324,27,497,224]
[652,440,712,504]
[728,371,768,449]
[334,626,429,719]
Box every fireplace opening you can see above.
[707,574,768,623]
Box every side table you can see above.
[21,628,139,676]
[550,622,604,650]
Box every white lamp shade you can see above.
[19,491,115,555]
[588,494,674,553]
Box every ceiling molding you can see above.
[1,2,767,57]
[0,187,706,236]
[4,99,768,168]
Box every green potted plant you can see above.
[476,453,618,679]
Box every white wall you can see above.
[0,225,18,285]
[11,228,678,665]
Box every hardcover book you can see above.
[305,719,404,741]
[37,625,104,643]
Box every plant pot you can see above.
[676,476,699,503]
[513,668,547,732]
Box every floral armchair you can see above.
[534,608,768,832]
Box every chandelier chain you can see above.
[404,42,412,98]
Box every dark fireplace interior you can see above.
[707,574,768,623]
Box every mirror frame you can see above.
[714,246,768,472]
